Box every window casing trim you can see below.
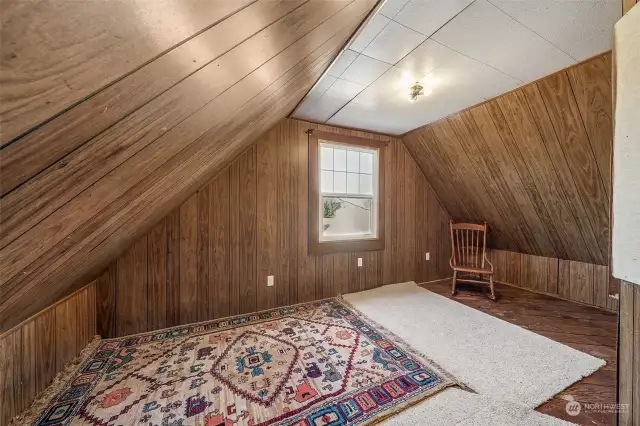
[308,130,387,255]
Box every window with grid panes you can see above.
[308,130,386,254]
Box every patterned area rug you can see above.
[16,298,456,425]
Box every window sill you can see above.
[309,237,385,255]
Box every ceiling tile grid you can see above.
[292,0,620,135]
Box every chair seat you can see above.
[452,265,493,274]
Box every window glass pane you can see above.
[322,197,372,237]
[320,146,334,170]
[359,174,373,194]
[334,149,346,171]
[346,150,360,173]
[360,152,374,174]
[334,171,346,193]
[346,173,359,193]
[321,170,333,193]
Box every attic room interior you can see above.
[1,0,639,425]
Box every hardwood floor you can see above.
[422,280,618,426]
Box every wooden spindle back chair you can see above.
[449,221,496,300]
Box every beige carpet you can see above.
[343,282,606,425]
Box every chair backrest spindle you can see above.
[449,221,489,269]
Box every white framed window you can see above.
[308,130,386,254]
[319,143,378,241]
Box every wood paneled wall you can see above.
[0,0,379,333]
[95,119,452,338]
[403,53,613,266]
[0,284,96,424]
[619,280,640,425]
[488,249,618,312]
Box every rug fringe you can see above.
[10,335,102,426]
[367,381,456,426]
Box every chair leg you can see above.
[488,275,496,301]
[451,270,458,296]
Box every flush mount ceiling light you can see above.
[409,81,424,101]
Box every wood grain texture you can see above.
[0,0,253,146]
[487,249,618,312]
[402,53,613,266]
[116,237,148,336]
[618,280,637,425]
[94,119,452,337]
[0,0,378,333]
[0,284,96,424]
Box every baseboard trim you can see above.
[419,276,617,314]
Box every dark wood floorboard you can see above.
[421,281,617,426]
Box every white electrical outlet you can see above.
[357,257,363,267]
[425,252,430,261]
[267,275,274,287]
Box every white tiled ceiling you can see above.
[362,21,426,64]
[292,0,621,135]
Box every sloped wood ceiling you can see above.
[403,53,612,265]
[0,0,379,333]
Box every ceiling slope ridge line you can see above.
[428,39,523,83]
[0,30,350,333]
[398,50,612,138]
[484,0,579,62]
[287,0,385,117]
[0,0,356,252]
[0,0,315,198]
[0,0,259,152]
[323,0,479,126]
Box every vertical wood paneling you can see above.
[0,284,96,423]
[179,195,198,324]
[166,209,181,327]
[116,237,148,336]
[147,220,167,331]
[197,189,210,322]
[32,310,56,394]
[238,147,257,315]
[618,280,636,425]
[568,261,594,305]
[96,263,116,337]
[383,133,397,285]
[491,249,615,312]
[95,119,452,336]
[277,121,294,308]
[258,128,278,310]
[297,124,316,303]
[55,295,78,371]
[402,53,613,267]
[209,171,230,319]
[0,330,21,424]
